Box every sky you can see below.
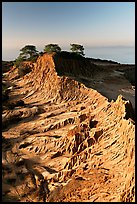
[2,2,135,61]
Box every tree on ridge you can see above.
[19,45,38,59]
[44,44,61,53]
[70,44,85,56]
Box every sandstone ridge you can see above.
[2,53,135,202]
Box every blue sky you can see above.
[2,2,135,61]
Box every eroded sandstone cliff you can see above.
[2,53,135,202]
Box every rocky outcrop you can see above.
[2,53,135,202]
[53,52,101,77]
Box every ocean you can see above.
[3,46,135,64]
[85,46,135,64]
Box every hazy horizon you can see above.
[2,2,135,63]
[2,45,135,64]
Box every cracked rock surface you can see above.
[2,53,135,202]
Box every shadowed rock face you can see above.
[2,53,135,202]
[124,68,135,86]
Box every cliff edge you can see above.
[2,53,135,202]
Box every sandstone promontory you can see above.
[2,53,135,202]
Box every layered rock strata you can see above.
[2,53,135,202]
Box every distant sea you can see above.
[3,46,135,64]
[85,46,135,64]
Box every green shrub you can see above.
[27,55,39,62]
[70,44,85,56]
[2,61,14,73]
[44,44,61,53]
[14,57,25,68]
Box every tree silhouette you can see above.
[44,44,61,53]
[70,44,85,56]
[19,45,38,59]
[14,45,38,67]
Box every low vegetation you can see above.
[2,61,14,73]
[44,44,61,53]
[70,44,85,56]
[12,44,85,77]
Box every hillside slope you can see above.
[2,53,135,202]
